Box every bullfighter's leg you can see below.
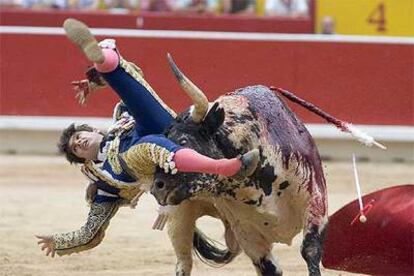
[63,18,176,136]
[173,147,260,177]
[300,186,328,276]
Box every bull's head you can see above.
[151,54,229,206]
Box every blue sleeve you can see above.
[136,134,182,153]
[94,194,119,203]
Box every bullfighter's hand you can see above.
[36,235,56,257]
[71,79,91,106]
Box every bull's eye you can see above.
[155,180,165,190]
[179,138,188,145]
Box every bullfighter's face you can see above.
[69,130,103,161]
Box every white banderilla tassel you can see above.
[346,123,386,150]
[152,205,176,231]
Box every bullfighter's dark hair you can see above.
[58,123,95,164]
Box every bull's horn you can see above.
[167,53,209,123]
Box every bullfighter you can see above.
[36,18,259,257]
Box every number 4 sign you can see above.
[367,3,386,32]
[316,0,413,36]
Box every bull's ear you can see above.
[202,102,225,135]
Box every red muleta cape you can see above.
[322,184,414,276]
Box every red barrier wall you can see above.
[0,8,313,33]
[0,32,413,126]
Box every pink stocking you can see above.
[174,148,241,177]
[94,48,119,73]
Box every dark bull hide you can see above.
[152,55,328,276]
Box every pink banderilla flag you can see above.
[322,184,414,276]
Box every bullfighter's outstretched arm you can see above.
[51,199,119,256]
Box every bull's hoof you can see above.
[234,149,260,179]
[63,18,104,64]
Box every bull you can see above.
[151,55,330,276]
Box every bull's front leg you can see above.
[167,201,198,276]
[253,251,282,276]
[241,237,282,276]
[216,200,283,276]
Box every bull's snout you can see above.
[151,176,190,206]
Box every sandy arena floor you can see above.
[0,154,412,276]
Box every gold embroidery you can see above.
[106,118,135,175]
[83,162,143,201]
[107,136,122,174]
[53,201,119,256]
[112,101,124,121]
[118,186,143,201]
[127,61,144,77]
[120,143,176,178]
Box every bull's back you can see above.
[220,85,317,158]
[237,86,314,157]
[218,85,326,195]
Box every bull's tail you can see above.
[192,227,239,267]
[271,87,386,150]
